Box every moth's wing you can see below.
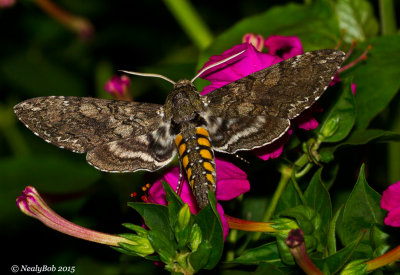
[205,115,290,153]
[86,125,176,172]
[14,96,163,153]
[203,49,346,119]
[202,49,345,153]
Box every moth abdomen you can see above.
[175,126,216,209]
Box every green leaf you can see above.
[276,234,295,265]
[198,2,341,69]
[335,0,379,43]
[253,262,286,275]
[189,241,211,272]
[162,181,184,227]
[319,81,356,143]
[370,225,391,258]
[278,205,316,235]
[147,230,176,264]
[127,202,174,242]
[337,164,385,247]
[304,169,332,229]
[342,129,400,145]
[349,35,400,129]
[275,179,302,215]
[326,205,343,256]
[229,242,280,264]
[193,195,224,269]
[319,129,400,161]
[315,232,364,274]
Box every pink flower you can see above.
[242,33,264,52]
[381,181,400,227]
[264,35,304,59]
[199,36,318,160]
[104,75,132,101]
[16,186,151,251]
[0,0,15,8]
[147,158,250,239]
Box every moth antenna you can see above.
[119,70,176,85]
[191,49,247,83]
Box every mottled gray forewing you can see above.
[14,96,163,153]
[206,115,290,153]
[202,49,345,153]
[204,50,345,119]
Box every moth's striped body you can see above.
[175,126,216,209]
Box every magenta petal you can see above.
[253,143,284,161]
[252,129,293,160]
[296,117,319,130]
[149,167,199,213]
[264,35,304,59]
[214,158,249,201]
[216,203,229,239]
[200,43,282,95]
[384,207,400,227]
[351,83,357,95]
[381,182,400,211]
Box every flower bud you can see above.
[341,259,367,275]
[320,115,340,140]
[189,223,202,252]
[178,203,191,230]
[118,233,154,257]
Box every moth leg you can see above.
[176,161,184,196]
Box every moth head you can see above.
[164,79,203,124]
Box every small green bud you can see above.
[189,223,202,252]
[118,233,154,257]
[270,218,299,234]
[341,259,367,275]
[320,115,340,140]
[178,203,191,230]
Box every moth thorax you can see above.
[164,80,203,124]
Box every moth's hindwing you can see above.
[87,129,176,173]
[205,115,290,153]
[202,49,346,153]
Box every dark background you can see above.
[1,1,399,274]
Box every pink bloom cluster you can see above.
[381,181,400,227]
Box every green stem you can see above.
[379,0,397,35]
[291,173,307,206]
[163,0,213,50]
[264,166,292,222]
[225,229,237,261]
[252,167,291,241]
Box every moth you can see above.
[14,49,345,208]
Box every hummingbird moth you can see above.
[14,49,345,208]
